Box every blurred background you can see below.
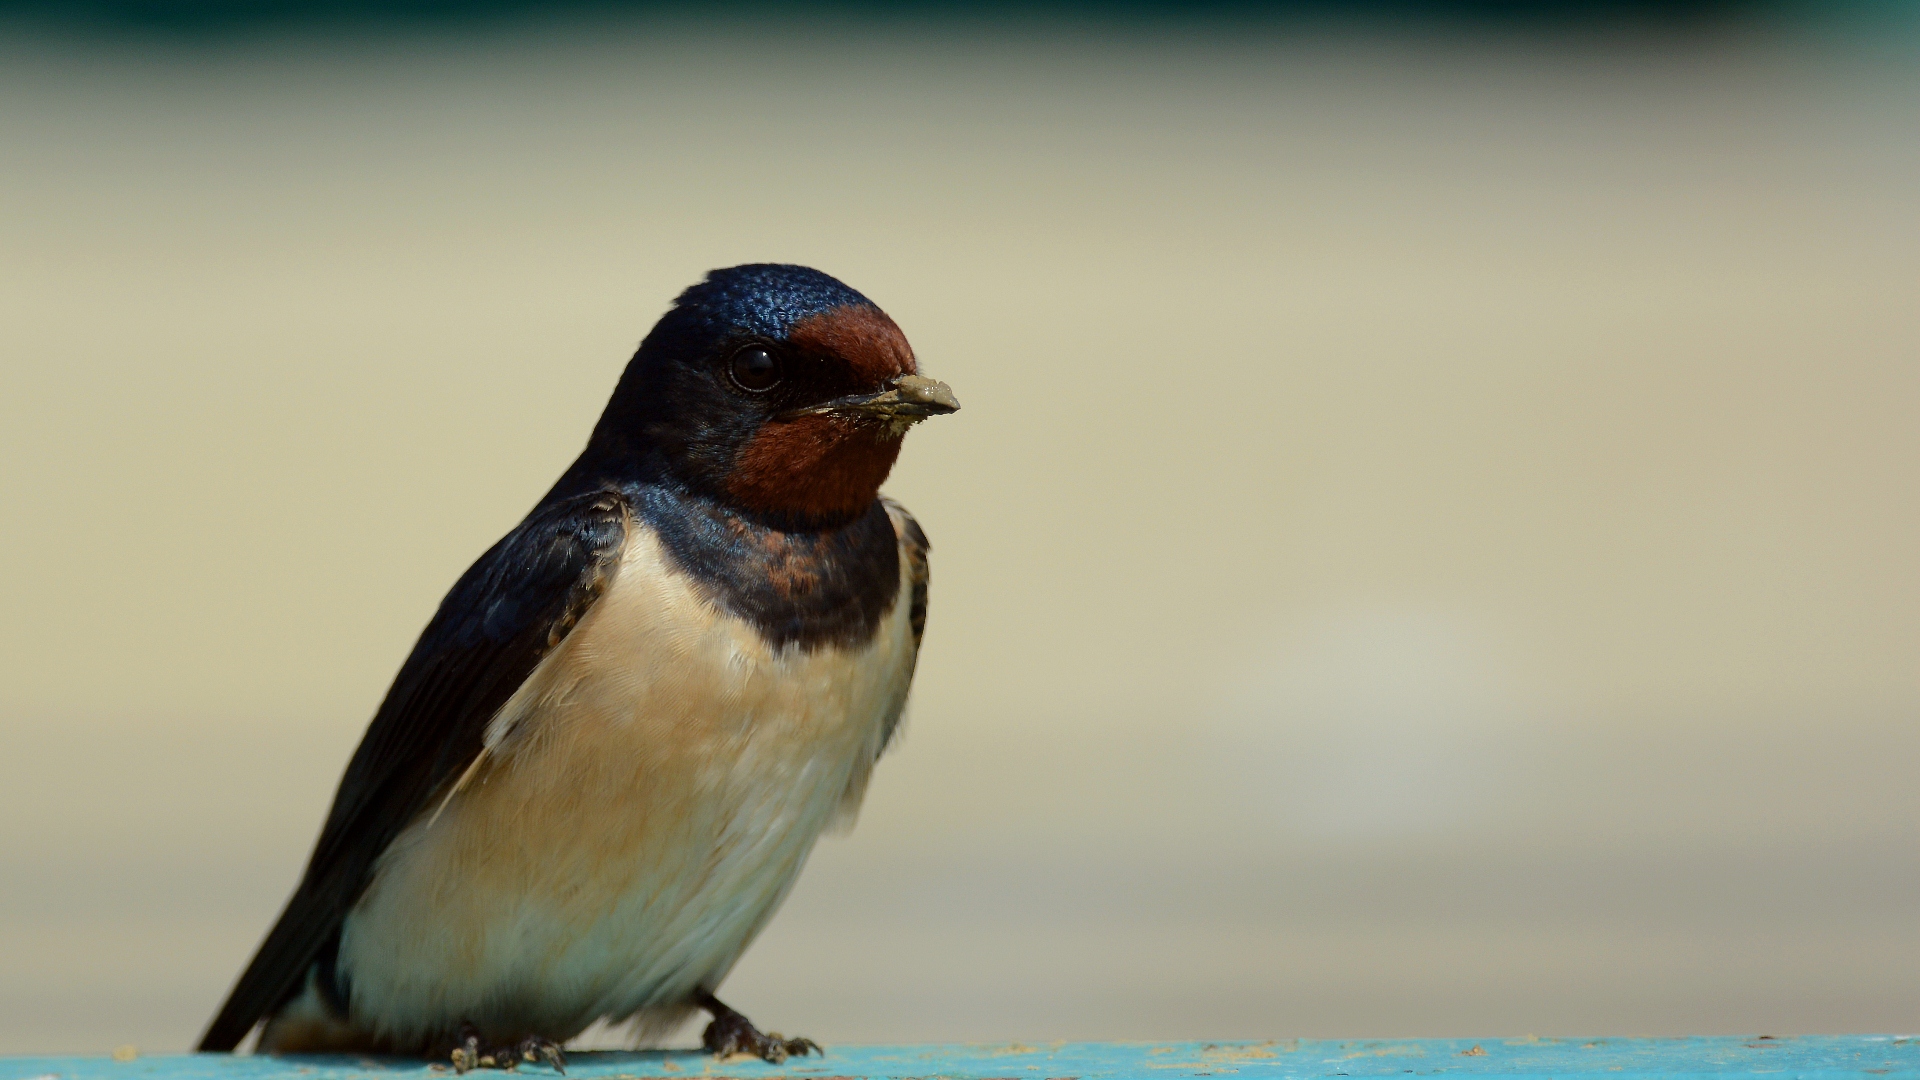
[1,0,1917,1057]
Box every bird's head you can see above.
[587,264,958,528]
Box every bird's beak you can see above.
[779,374,961,423]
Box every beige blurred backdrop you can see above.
[1,19,1916,1056]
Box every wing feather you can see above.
[878,497,930,756]
[197,490,630,1052]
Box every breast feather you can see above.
[335,520,916,1042]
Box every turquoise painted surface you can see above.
[4,1039,1917,1080]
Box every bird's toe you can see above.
[774,1035,821,1062]
[515,1036,567,1074]
[449,1023,566,1073]
[701,1013,820,1064]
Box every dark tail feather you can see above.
[198,887,341,1051]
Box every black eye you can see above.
[728,346,782,393]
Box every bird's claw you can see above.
[451,1024,566,1074]
[516,1037,567,1074]
[701,1013,819,1064]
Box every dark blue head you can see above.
[577,264,958,527]
[655,264,874,344]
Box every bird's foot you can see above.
[450,1023,567,1074]
[695,990,819,1064]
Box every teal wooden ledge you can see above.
[5,1039,1917,1080]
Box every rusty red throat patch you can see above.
[725,304,919,523]
[727,413,905,523]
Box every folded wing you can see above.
[198,491,631,1052]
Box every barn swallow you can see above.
[197,264,957,1069]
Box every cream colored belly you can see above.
[327,526,914,1047]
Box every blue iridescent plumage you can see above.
[662,263,874,343]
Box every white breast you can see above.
[329,519,916,1048]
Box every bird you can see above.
[197,264,958,1070]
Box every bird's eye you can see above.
[728,346,782,393]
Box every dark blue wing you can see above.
[199,489,630,1052]
[879,498,930,756]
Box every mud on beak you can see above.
[779,374,961,423]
